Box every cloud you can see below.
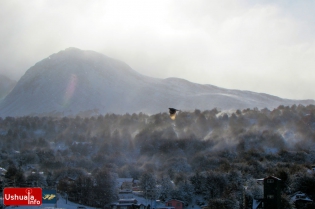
[0,0,314,100]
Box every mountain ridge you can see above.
[0,48,314,117]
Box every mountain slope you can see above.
[0,48,314,117]
[0,75,16,101]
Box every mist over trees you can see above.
[0,104,315,208]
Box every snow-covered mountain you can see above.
[0,47,314,117]
[0,74,16,101]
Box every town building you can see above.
[165,199,184,209]
[263,176,282,209]
[252,176,282,209]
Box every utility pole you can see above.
[243,186,248,209]
[1,179,5,209]
[55,182,58,208]
[145,180,148,206]
[66,183,68,204]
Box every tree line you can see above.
[0,104,314,208]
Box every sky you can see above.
[1,0,315,100]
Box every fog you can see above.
[1,0,315,100]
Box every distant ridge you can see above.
[0,48,314,117]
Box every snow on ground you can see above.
[4,194,100,209]
[3,192,204,209]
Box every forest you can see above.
[0,104,315,208]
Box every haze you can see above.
[1,0,315,100]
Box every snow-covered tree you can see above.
[177,182,194,203]
[140,172,157,200]
[158,175,174,201]
[93,168,117,206]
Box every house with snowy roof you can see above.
[111,198,146,209]
[118,189,133,199]
[117,178,134,189]
[117,178,141,191]
[290,191,313,209]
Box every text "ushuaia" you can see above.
[3,188,42,206]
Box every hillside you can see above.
[0,74,16,101]
[0,47,314,117]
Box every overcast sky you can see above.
[1,0,315,100]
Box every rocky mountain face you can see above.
[0,75,16,101]
[0,47,314,117]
